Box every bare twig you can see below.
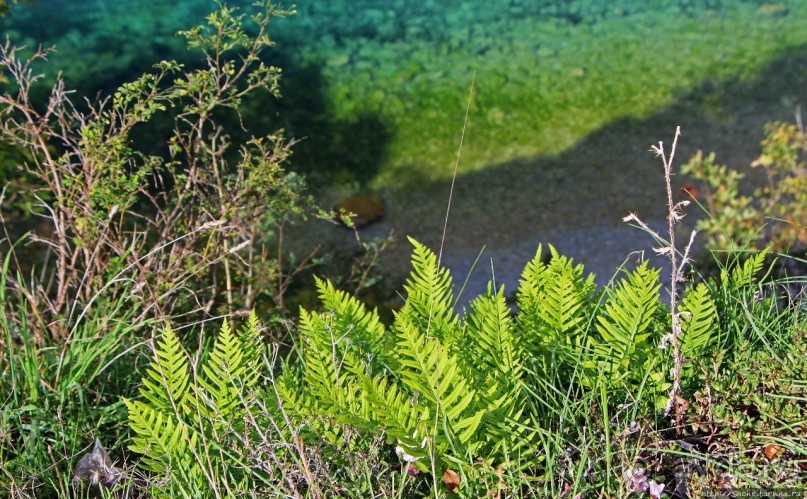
[627,126,698,431]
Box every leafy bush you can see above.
[682,121,806,254]
[0,2,326,496]
[0,0,316,342]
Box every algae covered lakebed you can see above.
[2,0,806,297]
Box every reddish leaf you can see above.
[444,469,460,492]
[764,444,781,460]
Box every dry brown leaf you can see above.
[764,444,781,460]
[444,469,460,492]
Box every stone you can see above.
[73,438,125,492]
[328,52,351,67]
[756,4,788,17]
[335,194,384,228]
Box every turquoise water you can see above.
[3,0,807,298]
[4,1,806,181]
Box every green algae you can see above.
[2,0,806,189]
[304,1,807,186]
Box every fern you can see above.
[680,282,718,368]
[361,373,430,460]
[138,325,192,416]
[286,238,530,480]
[296,278,388,428]
[464,284,521,393]
[585,262,665,398]
[399,236,460,342]
[516,244,596,365]
[126,316,266,494]
[198,318,259,428]
[125,399,199,477]
[724,248,769,290]
[395,314,483,453]
[713,249,772,351]
[463,285,531,456]
[312,276,392,369]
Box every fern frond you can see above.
[237,310,264,385]
[140,325,192,416]
[297,301,374,426]
[518,243,549,302]
[589,262,662,375]
[362,374,427,454]
[516,245,595,360]
[391,313,485,460]
[305,340,371,426]
[464,284,528,441]
[465,284,520,382]
[680,282,717,362]
[129,315,270,494]
[396,315,476,421]
[125,398,199,477]
[722,248,770,290]
[197,319,260,430]
[312,277,391,368]
[400,237,459,342]
[271,365,318,433]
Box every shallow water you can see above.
[2,0,806,301]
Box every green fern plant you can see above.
[679,281,718,382]
[281,237,532,493]
[584,262,669,407]
[516,244,597,374]
[710,249,771,352]
[125,312,264,496]
[120,241,782,496]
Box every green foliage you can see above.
[701,305,807,490]
[584,262,669,407]
[516,244,596,371]
[282,237,532,492]
[0,239,142,496]
[113,239,797,497]
[679,282,717,378]
[683,122,807,253]
[0,0,314,342]
[125,313,264,495]
[708,249,771,353]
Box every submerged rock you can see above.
[335,194,384,228]
[756,4,788,17]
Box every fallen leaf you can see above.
[444,469,460,492]
[649,480,666,499]
[764,444,781,460]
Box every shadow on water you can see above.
[296,44,807,305]
[240,48,392,190]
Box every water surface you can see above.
[3,0,805,300]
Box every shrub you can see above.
[682,121,807,254]
[0,0,316,342]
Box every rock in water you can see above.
[335,194,384,228]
